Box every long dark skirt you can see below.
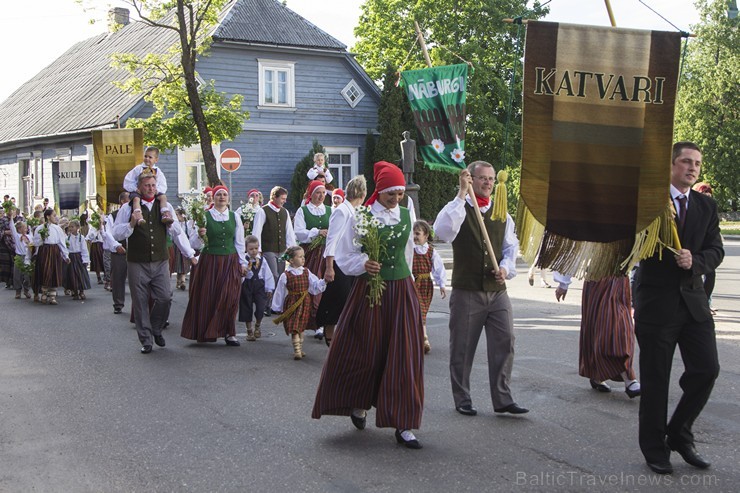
[181,252,241,342]
[64,252,92,291]
[579,277,636,382]
[173,245,190,275]
[316,264,354,327]
[303,243,326,331]
[0,241,13,284]
[36,244,63,288]
[89,242,104,274]
[312,277,424,430]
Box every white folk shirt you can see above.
[294,202,328,243]
[324,200,355,259]
[243,254,276,293]
[413,242,447,287]
[111,200,195,259]
[335,202,416,277]
[31,223,70,262]
[187,207,248,268]
[251,202,297,252]
[67,233,91,264]
[434,196,518,279]
[123,163,168,194]
[270,265,327,312]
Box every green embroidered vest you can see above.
[201,210,237,255]
[126,202,169,263]
[301,205,331,231]
[261,205,288,254]
[363,207,412,281]
[451,204,506,292]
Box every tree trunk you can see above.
[176,0,220,187]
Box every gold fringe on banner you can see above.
[516,199,682,282]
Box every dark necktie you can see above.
[677,195,687,233]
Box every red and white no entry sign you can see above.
[220,148,241,172]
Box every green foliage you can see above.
[289,141,326,210]
[353,0,547,167]
[674,0,739,211]
[363,129,377,197]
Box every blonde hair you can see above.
[345,175,367,201]
[245,234,259,246]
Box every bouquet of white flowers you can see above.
[239,197,257,236]
[182,189,209,247]
[353,205,387,307]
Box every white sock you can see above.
[351,408,366,418]
[626,380,640,391]
[399,430,416,441]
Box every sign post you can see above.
[219,149,242,208]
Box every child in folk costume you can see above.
[86,219,106,285]
[306,152,334,184]
[239,235,275,341]
[412,220,447,354]
[172,208,191,290]
[64,219,92,300]
[9,217,32,299]
[312,161,425,450]
[32,209,70,305]
[271,246,326,360]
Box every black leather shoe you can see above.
[646,460,673,474]
[225,337,241,346]
[589,379,611,393]
[455,405,478,416]
[625,381,641,399]
[494,404,529,414]
[667,439,711,469]
[154,335,166,347]
[395,429,422,449]
[350,413,366,430]
[140,345,152,354]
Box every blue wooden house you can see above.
[0,0,379,213]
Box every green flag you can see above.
[399,63,469,172]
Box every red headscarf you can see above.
[203,187,213,195]
[332,188,345,202]
[304,180,326,205]
[365,161,405,206]
[211,185,228,197]
[247,188,260,198]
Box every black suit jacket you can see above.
[633,190,724,324]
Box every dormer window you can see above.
[341,80,364,108]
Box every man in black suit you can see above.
[633,142,724,475]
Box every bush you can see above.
[288,140,325,210]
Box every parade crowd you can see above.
[0,143,724,473]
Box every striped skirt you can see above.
[168,245,176,274]
[172,245,190,275]
[312,276,425,430]
[414,276,434,324]
[303,243,326,331]
[579,277,636,382]
[89,242,104,274]
[180,252,241,342]
[64,252,92,291]
[0,241,13,284]
[35,244,63,288]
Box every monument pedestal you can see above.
[405,183,420,219]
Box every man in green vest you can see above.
[434,161,528,417]
[112,172,197,354]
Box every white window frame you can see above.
[32,154,43,199]
[341,79,365,108]
[177,144,221,195]
[324,147,358,190]
[257,59,296,109]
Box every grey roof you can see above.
[213,0,346,50]
[0,19,179,146]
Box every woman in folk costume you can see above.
[172,208,191,290]
[234,188,262,237]
[64,219,92,300]
[86,218,106,285]
[271,246,326,359]
[412,219,447,354]
[293,180,331,335]
[554,273,640,398]
[312,161,425,450]
[32,209,70,305]
[181,185,248,346]
[316,176,367,347]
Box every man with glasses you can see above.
[434,161,529,417]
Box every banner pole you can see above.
[467,182,500,273]
[604,0,617,27]
[414,21,433,68]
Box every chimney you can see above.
[108,7,130,32]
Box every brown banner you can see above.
[92,128,143,212]
[521,21,681,242]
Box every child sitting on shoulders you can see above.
[123,146,173,226]
[239,235,275,341]
[271,246,326,360]
[412,219,447,354]
[306,152,334,184]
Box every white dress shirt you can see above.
[123,163,168,194]
[324,200,355,259]
[111,201,195,259]
[244,254,276,293]
[67,233,91,264]
[434,196,518,279]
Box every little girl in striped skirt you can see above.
[271,246,326,360]
[32,209,70,305]
[64,219,92,300]
[412,220,446,354]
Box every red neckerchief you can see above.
[269,201,281,210]
[474,193,490,208]
[142,196,155,203]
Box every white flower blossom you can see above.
[450,148,466,163]
[431,139,445,153]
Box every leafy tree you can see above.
[353,0,547,167]
[674,0,739,211]
[289,140,326,210]
[99,0,249,186]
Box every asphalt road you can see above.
[1,240,738,492]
